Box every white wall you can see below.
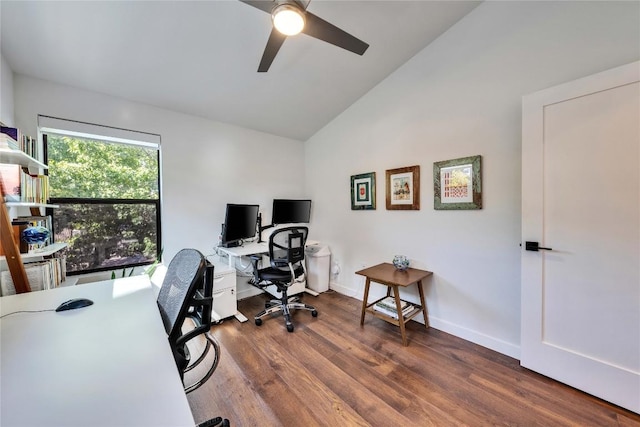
[13,75,305,276]
[305,1,640,358]
[0,52,14,125]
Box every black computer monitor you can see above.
[271,199,311,224]
[221,203,259,247]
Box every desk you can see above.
[356,263,432,346]
[218,241,269,268]
[0,276,195,427]
[217,240,320,268]
[218,240,321,298]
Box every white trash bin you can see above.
[305,245,331,293]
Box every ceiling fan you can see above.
[239,0,369,72]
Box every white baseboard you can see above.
[329,281,357,297]
[329,282,520,360]
[237,286,263,300]
[427,316,520,360]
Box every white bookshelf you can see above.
[0,147,48,172]
[0,242,68,262]
[5,202,59,210]
[0,129,69,294]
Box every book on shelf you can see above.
[1,167,50,204]
[0,133,19,150]
[0,256,67,296]
[0,126,41,160]
[0,163,21,201]
[0,126,21,144]
[373,299,415,319]
[19,170,49,204]
[375,296,409,311]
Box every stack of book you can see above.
[0,256,67,296]
[0,133,19,150]
[1,126,40,159]
[19,170,49,203]
[0,126,47,203]
[373,296,415,319]
[0,166,49,203]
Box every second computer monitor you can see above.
[271,199,311,224]
[221,203,259,247]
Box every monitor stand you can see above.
[222,241,241,248]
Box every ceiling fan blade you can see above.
[238,0,274,14]
[258,28,287,72]
[302,11,369,56]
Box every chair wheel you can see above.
[255,318,262,326]
[287,324,294,332]
[312,310,318,317]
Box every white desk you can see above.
[217,240,321,298]
[217,241,269,268]
[218,240,320,267]
[0,276,195,427]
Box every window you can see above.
[40,116,161,274]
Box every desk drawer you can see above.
[212,286,236,320]
[213,271,235,292]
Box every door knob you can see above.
[524,241,553,252]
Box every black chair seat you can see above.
[257,264,305,282]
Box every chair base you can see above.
[254,295,318,332]
[183,332,221,394]
[197,416,230,427]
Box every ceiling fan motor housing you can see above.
[271,2,306,36]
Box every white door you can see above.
[521,61,640,413]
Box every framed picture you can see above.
[350,172,376,210]
[433,155,482,210]
[385,165,420,210]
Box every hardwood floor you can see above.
[186,290,640,426]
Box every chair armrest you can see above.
[247,254,263,283]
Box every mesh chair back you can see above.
[269,226,308,270]
[157,248,207,340]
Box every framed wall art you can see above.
[433,155,482,210]
[385,165,420,210]
[350,172,376,210]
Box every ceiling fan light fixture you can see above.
[272,4,305,36]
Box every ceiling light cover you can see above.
[272,4,305,36]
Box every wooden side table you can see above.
[356,263,433,346]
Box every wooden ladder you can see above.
[0,177,31,293]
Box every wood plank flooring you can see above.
[186,290,640,426]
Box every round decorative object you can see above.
[22,226,50,252]
[392,255,410,271]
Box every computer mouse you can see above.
[55,298,94,312]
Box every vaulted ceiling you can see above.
[1,1,480,140]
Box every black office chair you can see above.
[156,249,227,396]
[251,226,318,332]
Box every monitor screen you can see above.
[272,199,311,224]
[221,203,259,247]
